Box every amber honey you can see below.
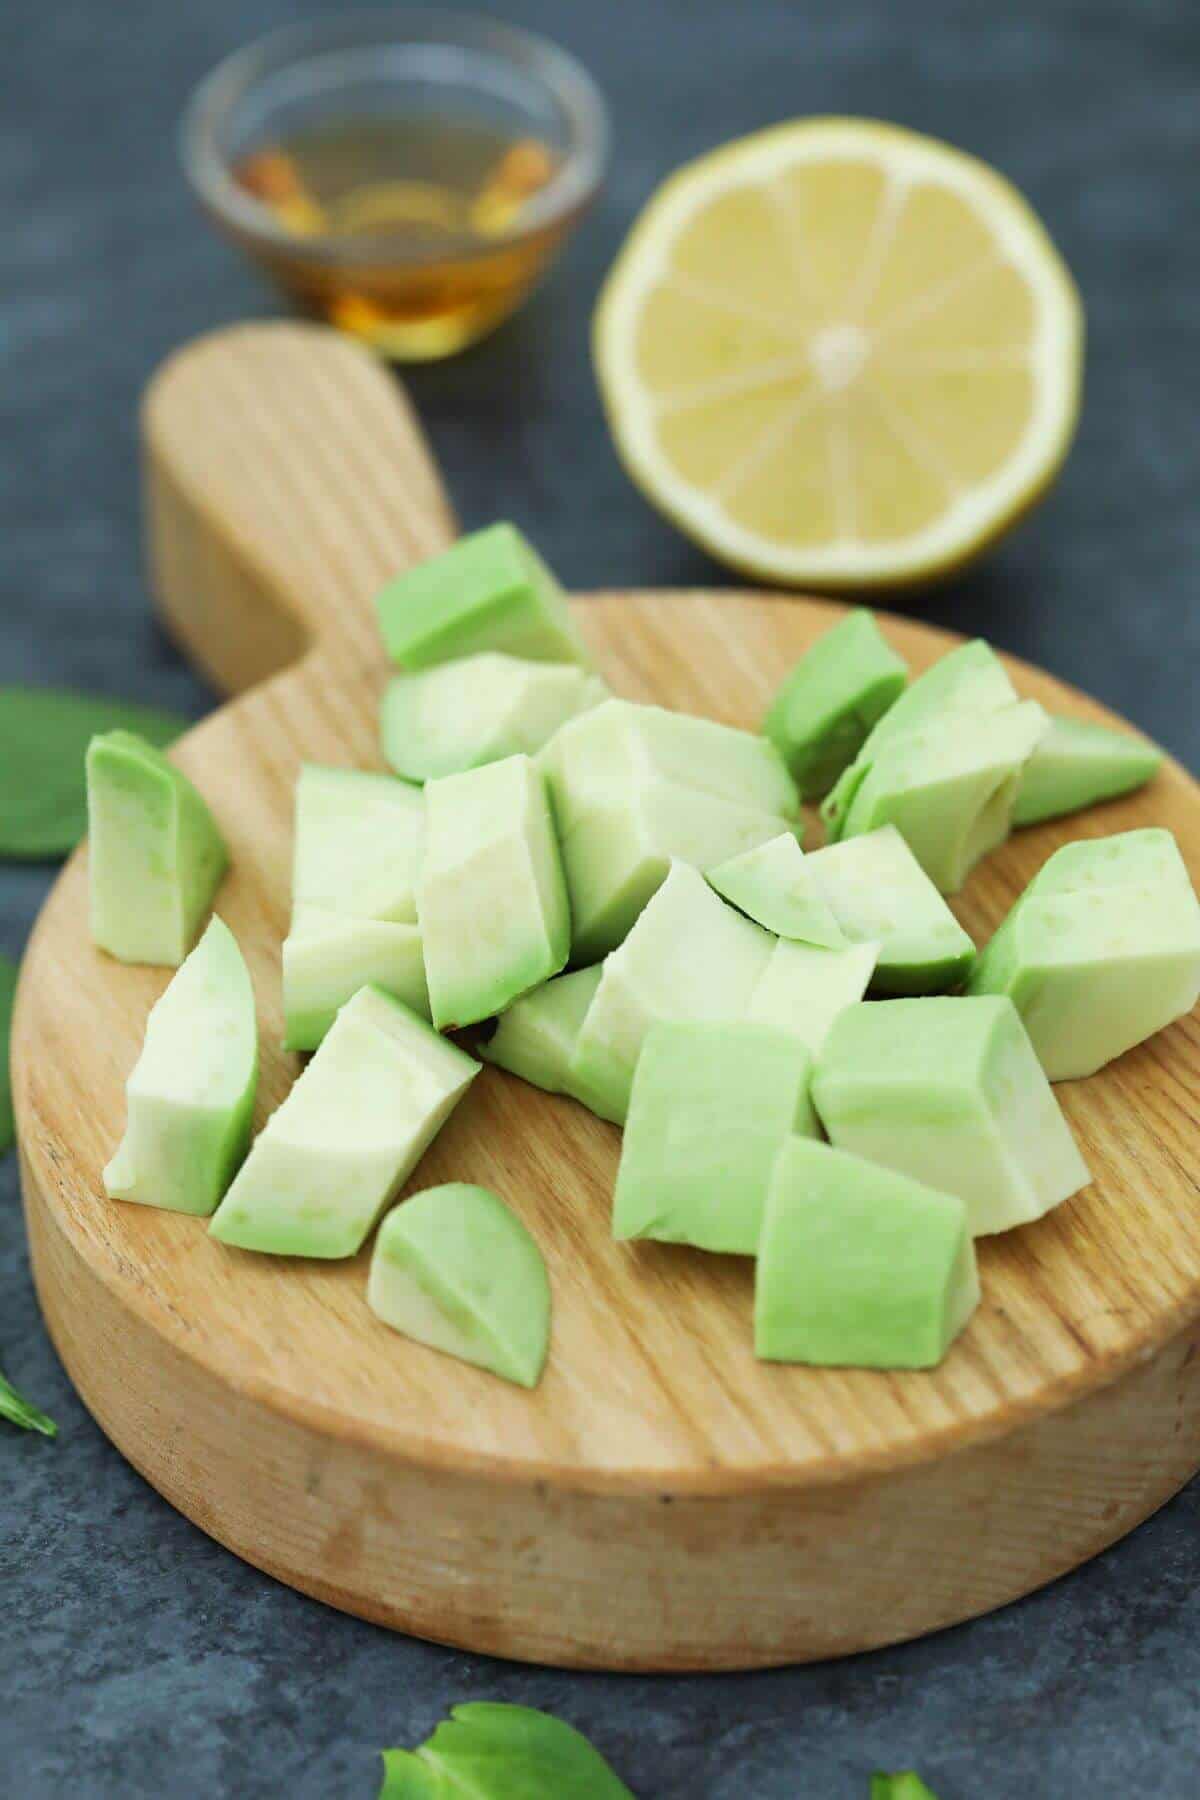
[232,116,568,360]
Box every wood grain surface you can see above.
[15,323,1200,1669]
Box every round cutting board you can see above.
[15,324,1200,1671]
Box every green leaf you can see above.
[0,1367,57,1436]
[0,951,17,1152]
[379,1704,634,1798]
[871,1774,941,1800]
[0,687,190,858]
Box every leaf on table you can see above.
[379,1703,635,1798]
[0,951,16,1151]
[0,687,191,858]
[0,1367,57,1437]
[871,1774,941,1799]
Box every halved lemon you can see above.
[593,119,1083,588]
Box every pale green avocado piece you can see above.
[838,700,1047,893]
[1012,715,1162,827]
[380,653,607,784]
[612,1022,818,1254]
[292,764,424,925]
[967,828,1200,1078]
[805,825,975,994]
[745,937,878,1053]
[87,730,228,967]
[479,965,601,1096]
[569,860,774,1124]
[812,996,1089,1236]
[282,905,429,1052]
[104,916,257,1215]
[209,986,478,1257]
[707,834,846,946]
[368,1183,550,1387]
[755,1139,978,1370]
[762,609,907,800]
[418,754,569,1030]
[375,523,592,670]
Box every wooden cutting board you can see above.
[15,322,1200,1672]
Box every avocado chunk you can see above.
[381,653,608,784]
[707,834,846,946]
[104,916,257,1215]
[967,828,1200,1078]
[368,1183,550,1387]
[746,937,878,1052]
[209,987,478,1258]
[87,730,228,966]
[1012,715,1162,827]
[418,754,569,1031]
[763,609,907,799]
[479,965,601,1096]
[569,860,774,1124]
[375,523,592,670]
[282,906,429,1051]
[813,996,1090,1236]
[613,1022,818,1253]
[755,1138,979,1368]
[292,764,425,924]
[806,825,975,994]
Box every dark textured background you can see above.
[3,1,1198,1795]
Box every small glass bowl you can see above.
[181,11,610,360]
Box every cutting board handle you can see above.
[142,323,458,696]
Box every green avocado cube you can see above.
[292,764,425,925]
[368,1183,550,1387]
[569,860,774,1124]
[805,825,975,994]
[282,905,429,1051]
[613,1022,818,1253]
[210,987,478,1258]
[104,916,257,1215]
[1012,716,1162,827]
[380,653,607,784]
[418,754,570,1031]
[755,1138,979,1368]
[479,965,601,1096]
[746,937,878,1052]
[813,996,1090,1236]
[763,609,907,799]
[375,523,592,670]
[87,730,228,966]
[707,834,845,945]
[967,828,1200,1078]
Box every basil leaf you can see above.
[0,1367,57,1437]
[0,952,16,1152]
[380,1704,634,1798]
[871,1775,941,1799]
[0,687,190,858]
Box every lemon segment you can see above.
[594,119,1083,588]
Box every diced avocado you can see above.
[746,937,878,1052]
[292,764,424,925]
[812,996,1090,1236]
[479,965,601,1096]
[104,916,257,1215]
[755,1138,978,1368]
[612,1022,818,1253]
[210,987,478,1258]
[375,523,592,670]
[380,654,607,784]
[838,701,1047,893]
[763,610,907,799]
[368,1183,550,1387]
[1012,716,1162,827]
[569,861,774,1124]
[806,825,975,994]
[87,730,228,967]
[282,905,429,1051]
[707,834,845,946]
[967,828,1200,1078]
[418,755,569,1031]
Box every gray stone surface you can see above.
[2,0,1198,1794]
